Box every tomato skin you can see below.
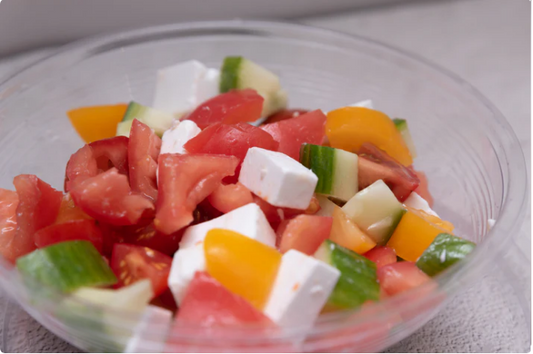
[89,136,129,175]
[364,246,397,269]
[185,89,264,129]
[207,183,254,213]
[261,109,327,161]
[377,261,431,296]
[176,271,273,326]
[128,120,161,201]
[65,136,129,192]
[262,109,309,125]
[358,143,419,202]
[110,243,172,298]
[185,122,278,182]
[7,175,63,262]
[64,145,97,191]
[34,219,104,253]
[277,214,333,254]
[0,189,19,263]
[70,168,154,226]
[155,154,239,235]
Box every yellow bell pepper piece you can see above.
[204,229,281,310]
[326,107,413,166]
[386,208,454,262]
[329,206,376,254]
[68,104,128,143]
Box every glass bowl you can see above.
[0,20,527,352]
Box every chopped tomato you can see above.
[64,145,97,191]
[184,89,264,129]
[377,261,431,296]
[119,222,184,256]
[207,183,254,213]
[110,243,172,298]
[65,136,129,191]
[150,288,178,313]
[128,119,162,201]
[253,194,320,230]
[358,143,419,202]
[412,170,433,207]
[0,189,19,263]
[277,214,332,254]
[55,193,91,224]
[155,154,239,235]
[34,219,104,253]
[67,104,128,143]
[176,271,274,326]
[70,168,154,226]
[89,136,129,175]
[8,175,63,262]
[261,109,327,160]
[184,122,278,182]
[262,109,309,125]
[364,246,397,269]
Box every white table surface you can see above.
[0,0,529,352]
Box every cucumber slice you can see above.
[416,233,475,276]
[220,56,287,116]
[300,144,358,202]
[315,195,337,217]
[314,240,379,309]
[17,240,117,293]
[342,180,405,245]
[58,280,154,352]
[117,101,174,137]
[393,118,417,158]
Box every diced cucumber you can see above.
[220,56,287,116]
[300,144,358,202]
[315,195,337,217]
[416,233,475,276]
[58,280,153,352]
[117,101,174,137]
[342,180,405,245]
[314,240,379,309]
[393,118,417,158]
[17,241,117,293]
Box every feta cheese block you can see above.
[180,203,276,249]
[124,305,173,353]
[263,250,340,328]
[168,243,206,305]
[403,192,438,217]
[153,60,220,118]
[239,147,318,209]
[160,120,201,155]
[349,99,373,109]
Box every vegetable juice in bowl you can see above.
[0,21,526,352]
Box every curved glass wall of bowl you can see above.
[0,21,527,352]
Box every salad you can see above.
[0,56,476,351]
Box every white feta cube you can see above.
[348,99,373,109]
[403,192,438,217]
[153,60,220,118]
[488,218,496,230]
[239,147,318,209]
[124,305,173,353]
[263,250,340,328]
[180,203,276,249]
[160,120,201,155]
[167,243,206,305]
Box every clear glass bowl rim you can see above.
[0,19,528,341]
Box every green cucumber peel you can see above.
[17,240,117,293]
[416,233,476,276]
[315,240,379,309]
[220,56,243,92]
